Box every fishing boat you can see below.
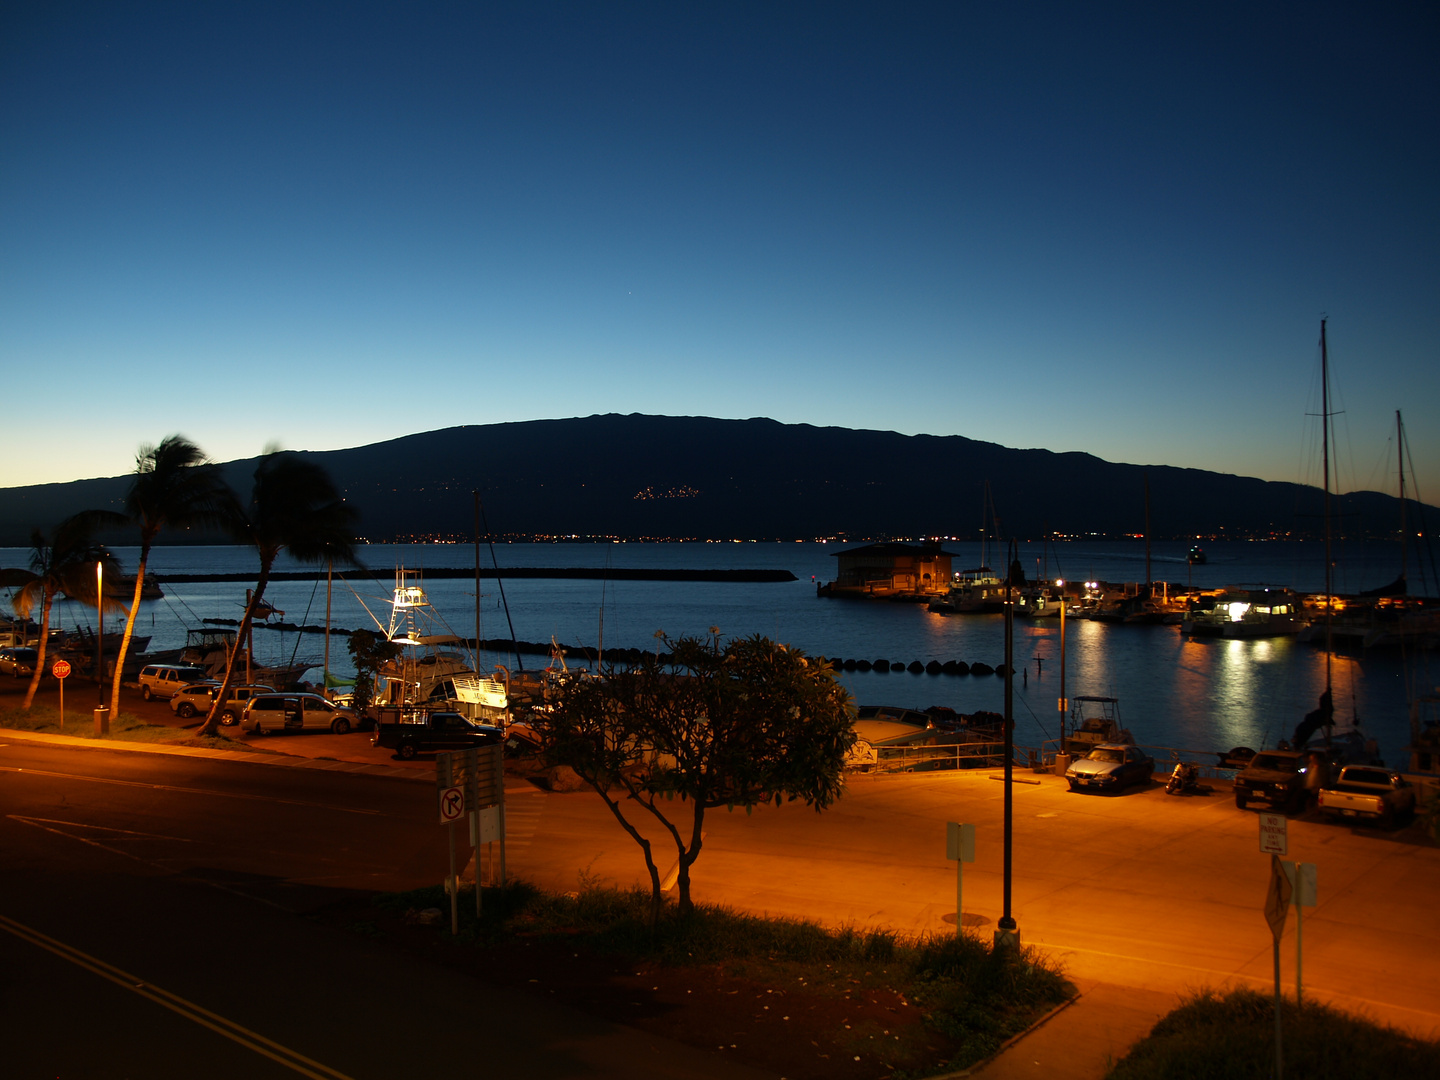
[373,568,508,722]
[1063,696,1134,753]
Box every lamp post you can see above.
[996,539,1019,949]
[94,560,109,736]
[1057,579,1068,758]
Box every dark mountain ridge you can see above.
[0,414,1427,546]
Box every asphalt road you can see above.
[0,739,774,1080]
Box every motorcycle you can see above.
[1166,760,1200,795]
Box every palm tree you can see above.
[109,436,237,720]
[197,451,358,737]
[2,513,124,709]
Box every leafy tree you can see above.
[197,451,358,736]
[539,633,856,924]
[346,628,402,717]
[1,512,125,708]
[109,435,238,720]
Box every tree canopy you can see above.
[539,633,855,922]
[197,450,358,736]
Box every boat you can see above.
[1187,545,1207,565]
[928,566,1007,614]
[373,568,509,722]
[1063,696,1134,753]
[179,626,315,689]
[1182,587,1305,638]
[846,705,1005,770]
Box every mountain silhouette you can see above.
[0,414,1427,545]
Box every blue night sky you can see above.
[3,2,1437,502]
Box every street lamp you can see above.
[1056,579,1067,758]
[996,539,1019,950]
[94,560,109,736]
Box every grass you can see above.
[1106,987,1440,1080]
[0,700,260,752]
[371,879,1072,1073]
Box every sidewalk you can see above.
[958,979,1172,1078]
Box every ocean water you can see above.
[3,539,1434,762]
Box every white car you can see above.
[170,682,276,724]
[241,693,359,735]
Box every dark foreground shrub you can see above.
[1108,987,1440,1080]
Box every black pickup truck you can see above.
[372,711,501,759]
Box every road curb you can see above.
[932,991,1082,1078]
[0,726,433,783]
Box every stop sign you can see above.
[51,659,71,679]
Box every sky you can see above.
[2,2,1437,504]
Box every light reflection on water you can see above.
[2,541,1432,763]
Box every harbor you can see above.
[3,536,1435,772]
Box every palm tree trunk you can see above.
[21,590,55,710]
[196,561,272,738]
[109,547,151,720]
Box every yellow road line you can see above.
[0,912,356,1080]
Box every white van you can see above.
[241,693,358,735]
[138,664,210,701]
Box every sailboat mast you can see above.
[1320,319,1333,695]
[1143,471,1152,589]
[1397,411,1408,585]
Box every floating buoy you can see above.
[856,659,873,672]
[873,658,891,672]
[970,661,994,676]
[907,660,924,673]
[925,660,943,675]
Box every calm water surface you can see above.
[3,539,1433,762]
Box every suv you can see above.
[170,682,276,723]
[138,664,210,701]
[241,693,359,736]
[1233,749,1307,811]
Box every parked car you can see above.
[1065,743,1155,792]
[241,693,359,735]
[138,664,210,701]
[1318,765,1416,828]
[0,647,39,678]
[169,682,275,723]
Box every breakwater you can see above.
[163,566,796,583]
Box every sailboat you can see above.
[928,482,1007,614]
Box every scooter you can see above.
[1166,760,1200,795]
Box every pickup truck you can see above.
[372,710,502,759]
[1233,749,1308,810]
[1318,765,1415,827]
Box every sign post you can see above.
[438,743,505,931]
[946,822,976,935]
[1283,861,1318,1006]
[52,659,71,730]
[1265,853,1294,1080]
